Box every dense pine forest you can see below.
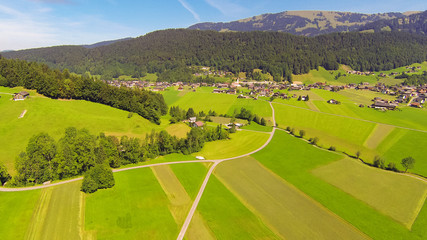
[3,29,427,81]
[0,57,167,123]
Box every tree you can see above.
[299,130,306,138]
[15,133,56,184]
[401,156,415,172]
[311,137,319,146]
[81,164,115,193]
[373,155,385,169]
[81,174,98,193]
[0,162,11,185]
[260,118,267,126]
[387,162,398,172]
[186,108,196,119]
[355,151,361,159]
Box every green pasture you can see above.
[193,174,279,240]
[253,130,427,240]
[84,167,177,239]
[313,158,427,228]
[363,124,394,149]
[226,98,273,119]
[377,62,427,75]
[165,122,191,138]
[0,189,41,240]
[169,88,272,118]
[215,156,369,240]
[272,99,427,170]
[193,130,270,159]
[171,91,237,114]
[0,87,160,173]
[25,181,82,240]
[240,122,273,132]
[292,63,427,86]
[171,162,209,199]
[377,129,427,176]
[273,102,376,152]
[309,90,427,131]
[152,164,193,225]
[209,116,248,125]
[161,88,181,105]
[167,163,214,240]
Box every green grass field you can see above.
[25,181,82,240]
[292,62,427,86]
[165,122,191,138]
[313,158,427,228]
[0,87,161,174]
[169,89,272,119]
[170,162,209,199]
[84,167,178,239]
[215,156,369,239]
[0,190,41,240]
[193,130,270,159]
[273,102,376,153]
[240,122,273,132]
[193,174,280,240]
[253,130,427,240]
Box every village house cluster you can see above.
[105,77,426,110]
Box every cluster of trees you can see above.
[0,162,11,186]
[402,71,427,85]
[0,57,167,124]
[12,126,229,186]
[236,107,267,126]
[4,29,427,81]
[169,106,219,123]
[81,164,115,193]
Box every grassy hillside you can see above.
[272,90,427,176]
[0,87,161,174]
[293,62,427,86]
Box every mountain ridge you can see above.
[189,10,420,36]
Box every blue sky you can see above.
[0,0,426,51]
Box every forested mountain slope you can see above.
[3,29,427,81]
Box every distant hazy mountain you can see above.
[82,37,133,49]
[189,10,419,36]
[359,10,427,36]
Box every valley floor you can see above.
[1,101,427,240]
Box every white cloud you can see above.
[0,4,58,50]
[177,0,200,21]
[0,2,139,51]
[204,0,247,17]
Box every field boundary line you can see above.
[177,161,221,240]
[272,101,427,133]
